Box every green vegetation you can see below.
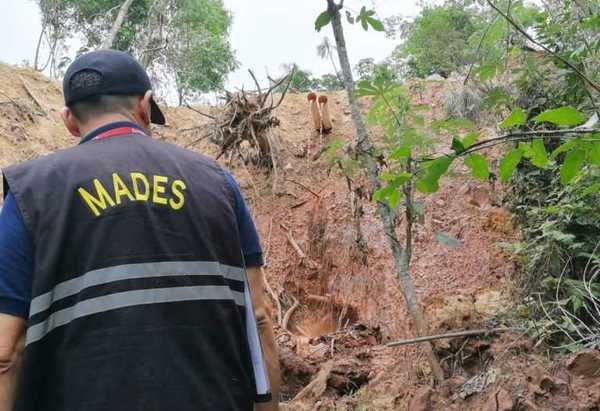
[316,0,600,355]
[392,2,481,78]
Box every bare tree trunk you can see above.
[138,0,166,68]
[102,0,136,49]
[327,51,342,83]
[178,89,184,107]
[326,0,444,383]
[33,25,46,71]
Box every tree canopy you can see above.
[36,0,237,102]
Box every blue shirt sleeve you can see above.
[223,171,264,267]
[0,192,34,318]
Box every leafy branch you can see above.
[423,128,597,161]
[485,0,600,94]
[315,3,385,33]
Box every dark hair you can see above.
[68,70,140,122]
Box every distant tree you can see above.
[165,0,238,104]
[318,73,344,90]
[394,2,481,78]
[281,63,314,92]
[316,36,341,81]
[354,57,376,80]
[35,0,237,101]
[354,58,398,83]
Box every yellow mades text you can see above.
[78,172,187,217]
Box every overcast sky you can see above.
[0,1,424,97]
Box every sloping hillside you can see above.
[1,64,598,410]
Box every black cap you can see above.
[63,49,165,125]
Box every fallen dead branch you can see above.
[19,75,50,119]
[280,224,321,270]
[386,327,523,348]
[290,199,310,209]
[282,295,300,332]
[260,267,282,327]
[184,104,216,120]
[281,223,308,259]
[306,293,332,304]
[291,361,334,402]
[285,178,321,198]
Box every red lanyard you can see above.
[93,127,146,141]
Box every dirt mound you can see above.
[0,64,68,179]
[3,63,588,410]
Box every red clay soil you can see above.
[1,64,598,410]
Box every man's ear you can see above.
[137,90,153,126]
[60,107,81,138]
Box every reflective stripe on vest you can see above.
[26,261,246,346]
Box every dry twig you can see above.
[19,75,50,119]
[282,296,300,332]
[386,327,523,348]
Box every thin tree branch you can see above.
[386,327,523,348]
[248,69,263,104]
[285,178,320,198]
[271,69,295,110]
[421,128,597,162]
[102,0,136,49]
[464,128,595,154]
[185,104,216,120]
[485,0,600,93]
[464,16,500,85]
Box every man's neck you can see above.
[78,114,141,139]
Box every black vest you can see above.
[3,134,259,411]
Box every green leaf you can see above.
[389,145,411,159]
[366,17,385,31]
[587,141,600,165]
[560,149,585,184]
[451,137,466,154]
[478,63,498,82]
[571,295,584,313]
[391,173,412,186]
[581,183,600,197]
[499,148,523,183]
[551,139,579,158]
[416,156,453,193]
[434,232,462,247]
[464,154,490,181]
[499,108,527,129]
[520,140,548,167]
[462,132,480,149]
[355,80,378,97]
[530,139,548,167]
[533,106,585,126]
[315,10,331,32]
[373,185,394,202]
[482,87,512,109]
[388,189,400,209]
[361,17,369,31]
[432,118,476,133]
